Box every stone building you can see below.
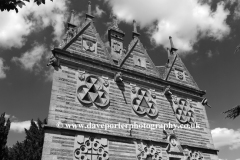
[42,2,219,160]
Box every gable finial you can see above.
[70,10,75,24]
[132,19,140,39]
[67,10,76,29]
[85,0,94,20]
[88,1,91,15]
[133,20,137,33]
[169,36,178,53]
[112,15,118,29]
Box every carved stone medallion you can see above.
[171,95,195,124]
[174,69,186,81]
[77,73,109,108]
[74,135,109,160]
[131,86,158,117]
[83,38,97,53]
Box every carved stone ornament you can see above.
[135,141,162,160]
[83,38,97,53]
[174,69,186,81]
[47,55,59,68]
[171,95,195,124]
[74,135,109,160]
[183,149,204,160]
[163,128,183,153]
[77,73,109,108]
[131,87,158,117]
[111,39,123,59]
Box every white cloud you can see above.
[0,58,9,79]
[211,128,240,150]
[4,113,17,120]
[10,121,31,133]
[93,5,105,17]
[12,44,47,71]
[104,0,230,53]
[0,0,70,49]
[44,67,54,82]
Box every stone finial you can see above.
[70,10,75,24]
[85,0,94,20]
[169,36,178,52]
[132,19,140,38]
[88,1,91,15]
[112,15,118,28]
[133,20,137,33]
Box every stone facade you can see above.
[42,3,218,160]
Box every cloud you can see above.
[10,121,31,133]
[0,58,9,79]
[12,44,47,71]
[206,50,213,58]
[44,67,54,82]
[4,113,17,120]
[104,0,230,53]
[211,128,240,150]
[93,5,105,17]
[0,0,70,49]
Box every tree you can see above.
[0,0,53,13]
[7,119,47,160]
[223,105,240,119]
[0,112,11,160]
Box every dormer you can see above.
[108,15,125,65]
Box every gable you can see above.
[166,56,199,89]
[59,21,113,65]
[120,38,160,78]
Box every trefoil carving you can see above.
[77,73,109,108]
[170,95,195,124]
[131,86,158,117]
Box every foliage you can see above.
[7,119,47,160]
[0,112,11,160]
[223,105,240,119]
[0,0,53,13]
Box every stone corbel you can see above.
[47,54,60,69]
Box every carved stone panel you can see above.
[183,149,204,160]
[135,141,162,160]
[133,55,146,68]
[170,95,195,124]
[174,69,186,81]
[82,38,97,53]
[111,38,123,60]
[77,72,110,108]
[131,86,158,117]
[73,135,109,160]
[163,128,184,153]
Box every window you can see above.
[133,55,146,68]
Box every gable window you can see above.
[133,55,146,68]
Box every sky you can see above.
[0,0,240,159]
